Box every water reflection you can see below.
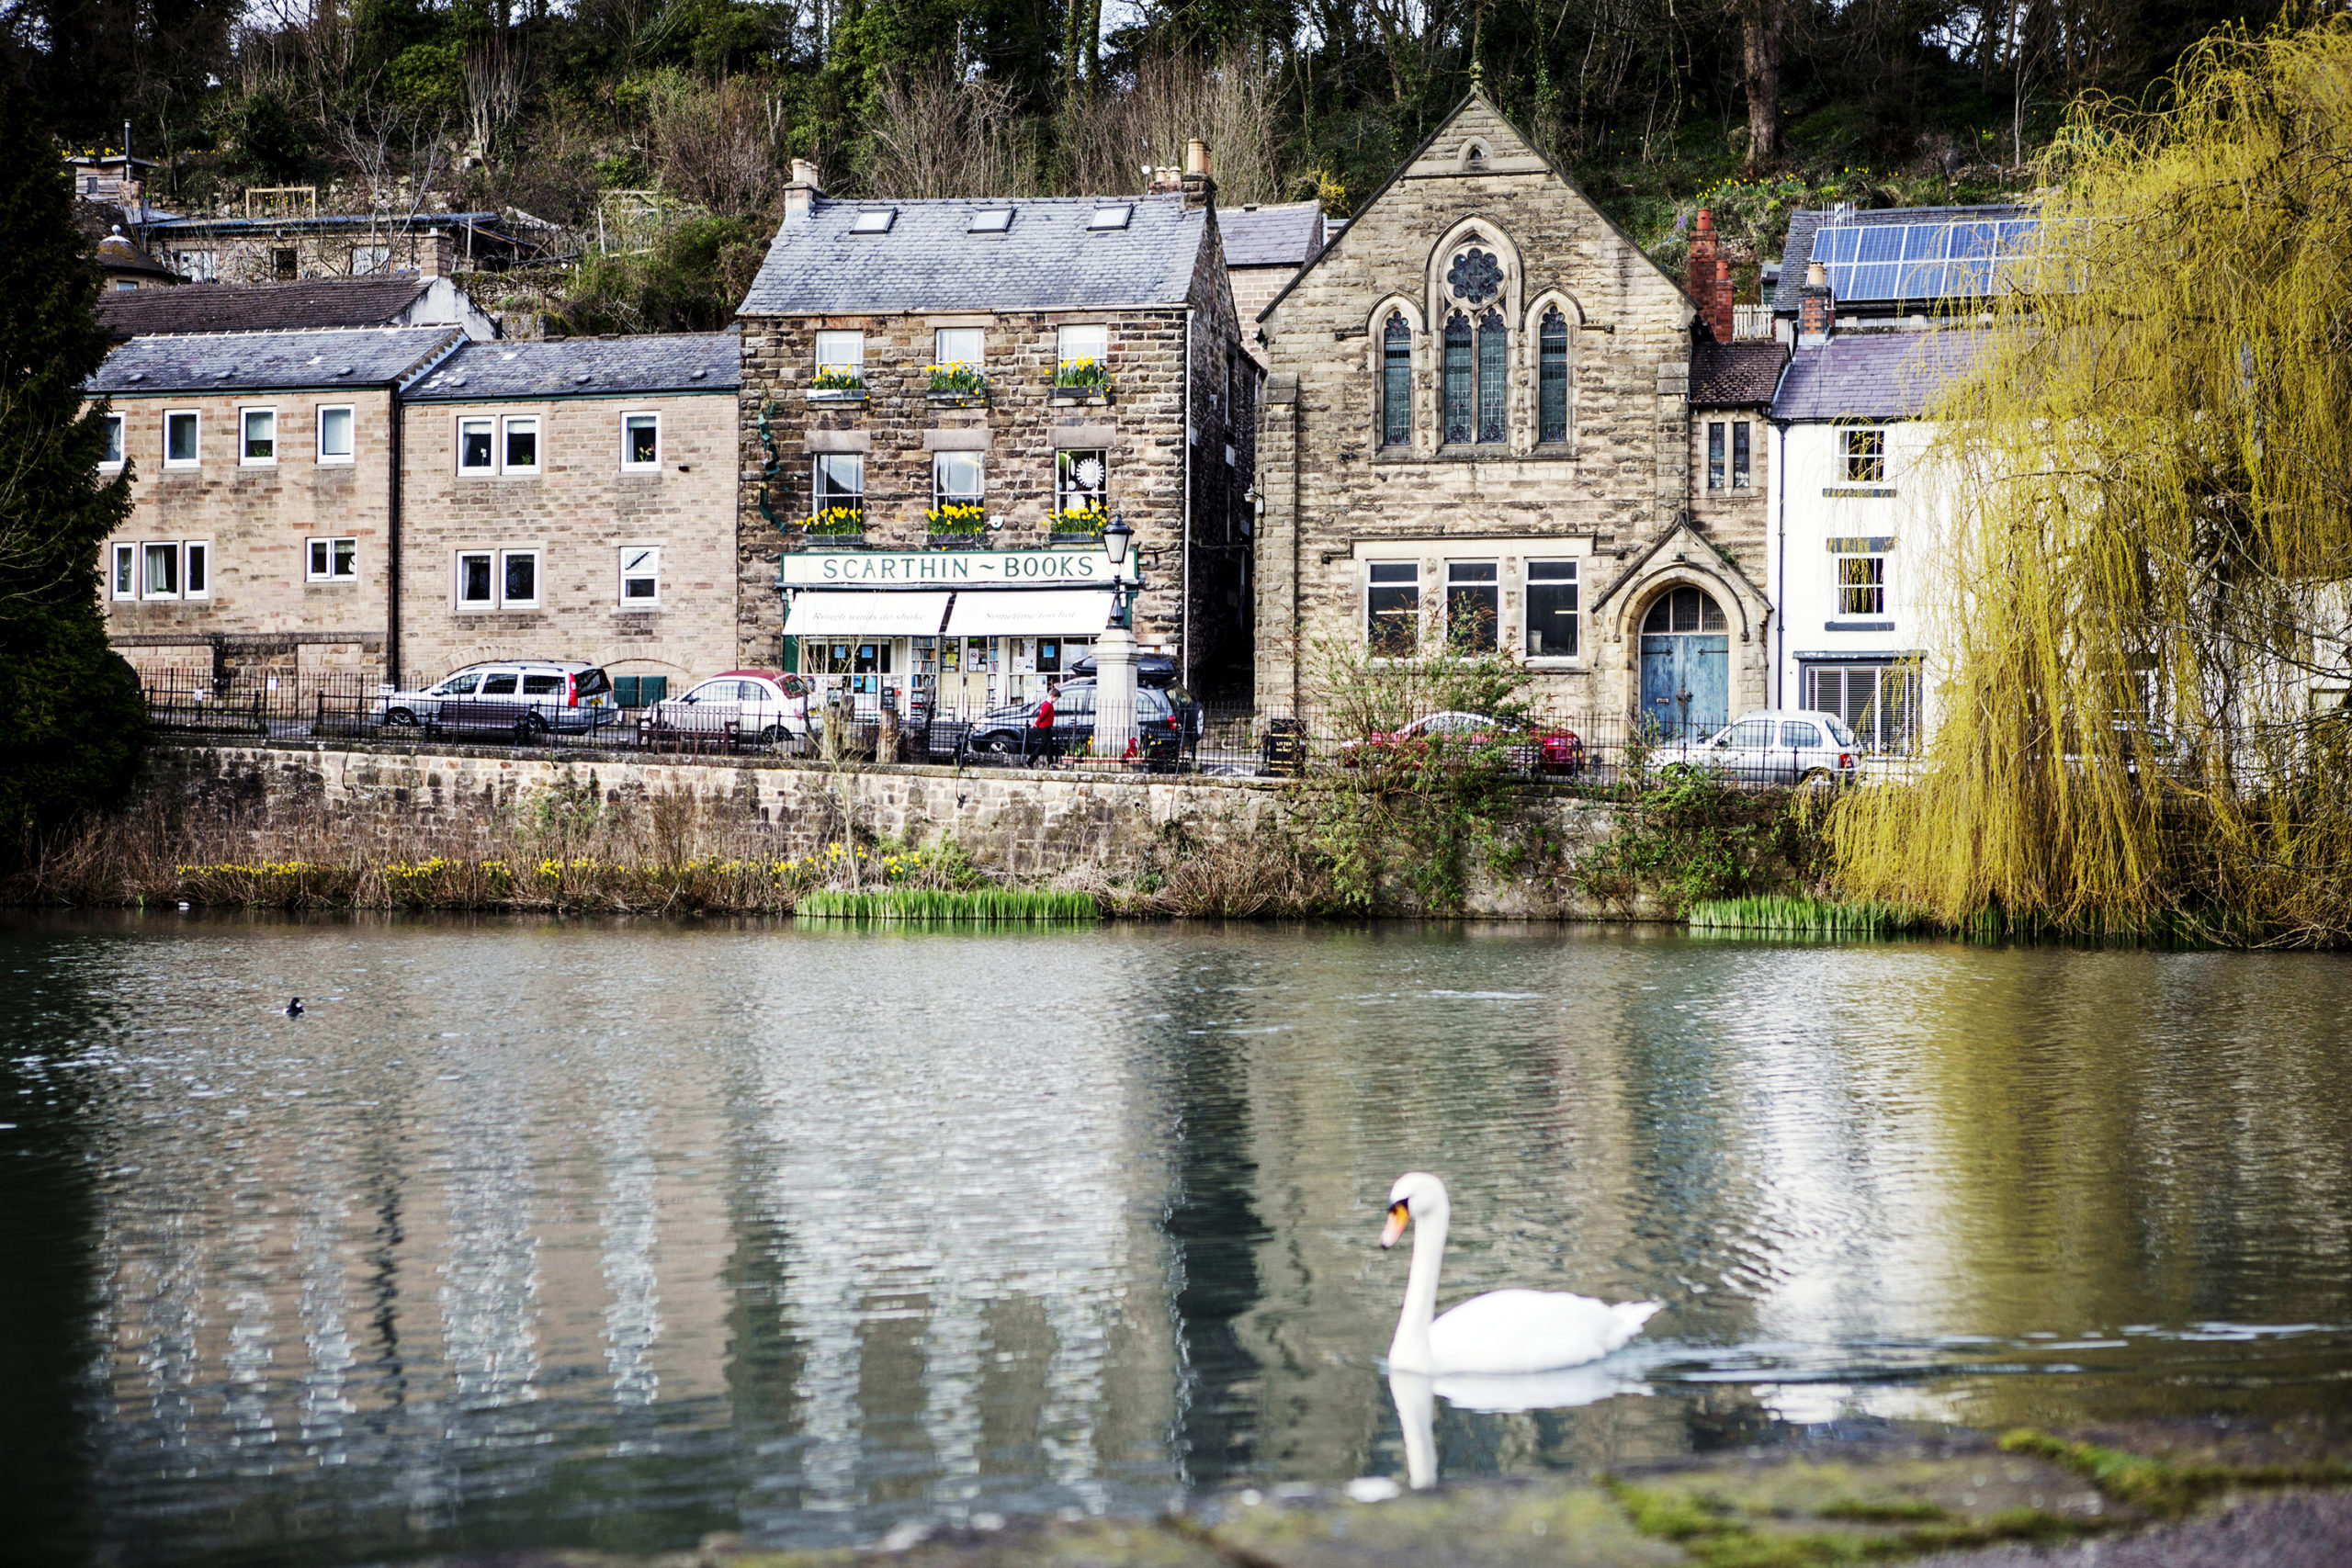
[1,916,2348,1567]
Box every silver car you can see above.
[1653,707,1860,786]
[374,660,620,734]
[645,671,809,746]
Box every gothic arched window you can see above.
[1476,308,1507,443]
[1381,315,1412,447]
[1442,313,1475,445]
[1539,307,1569,444]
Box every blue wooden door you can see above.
[1640,634,1731,738]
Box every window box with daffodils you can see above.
[924,502,990,546]
[1050,357,1113,402]
[808,367,867,402]
[797,505,866,547]
[923,362,989,407]
[1046,502,1107,544]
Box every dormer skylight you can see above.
[967,208,1013,233]
[850,209,897,234]
[1088,205,1132,231]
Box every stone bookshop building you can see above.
[1255,90,1773,734]
[733,154,1255,714]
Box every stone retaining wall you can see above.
[141,738,1646,918]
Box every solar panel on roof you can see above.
[1814,218,2039,301]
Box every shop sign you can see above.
[779,548,1112,587]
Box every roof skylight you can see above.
[967,208,1013,233]
[850,209,897,234]
[1088,205,1132,231]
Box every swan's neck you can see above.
[1389,1206,1449,1371]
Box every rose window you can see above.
[1447,248,1502,306]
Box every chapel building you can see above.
[1254,90,1771,734]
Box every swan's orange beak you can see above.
[1379,1201,1409,1249]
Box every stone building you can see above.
[96,274,498,344]
[144,210,532,288]
[1253,89,1773,734]
[1223,201,1325,366]
[88,326,467,688]
[398,333,742,701]
[732,155,1255,713]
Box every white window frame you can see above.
[174,249,217,282]
[99,412,126,469]
[163,410,199,469]
[458,417,495,475]
[110,542,136,599]
[1444,559,1502,652]
[933,450,985,508]
[240,407,277,467]
[316,404,355,466]
[1842,426,1887,484]
[814,331,865,376]
[1057,323,1108,368]
[141,540,182,600]
[183,541,209,599]
[500,416,541,476]
[498,547,542,608]
[456,549,495,607]
[1365,560,1421,658]
[307,536,358,582]
[619,412,661,471]
[1834,547,1890,617]
[934,327,985,369]
[1523,558,1580,660]
[619,545,660,605]
[813,453,865,513]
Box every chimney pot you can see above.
[1181,141,1216,209]
[1185,140,1211,178]
[786,159,823,220]
[1800,261,1835,346]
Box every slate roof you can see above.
[86,326,466,395]
[739,195,1208,315]
[1690,341,1787,406]
[94,276,435,342]
[1771,204,2036,314]
[1222,201,1324,268]
[407,330,741,400]
[1771,329,1990,422]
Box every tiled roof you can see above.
[1771,329,1990,422]
[405,330,741,400]
[96,276,434,341]
[1690,341,1787,406]
[86,325,465,394]
[739,194,1208,315]
[1771,204,2035,313]
[1222,201,1323,267]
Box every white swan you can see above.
[1380,1170,1662,1376]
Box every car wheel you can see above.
[1799,767,1839,798]
[1658,762,1695,782]
[515,713,549,741]
[978,734,1018,759]
[384,707,418,728]
[758,724,784,745]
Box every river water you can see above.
[3,913,2349,1565]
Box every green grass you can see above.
[1684,895,1926,938]
[795,887,1100,924]
[1998,1428,2352,1517]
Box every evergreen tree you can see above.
[0,62,147,839]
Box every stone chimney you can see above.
[1688,209,1736,343]
[1182,140,1216,210]
[419,228,454,278]
[1799,260,1835,347]
[786,158,823,220]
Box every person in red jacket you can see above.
[1029,682,1058,768]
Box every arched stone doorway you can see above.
[1638,585,1730,738]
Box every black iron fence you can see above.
[141,675,1873,788]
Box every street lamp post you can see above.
[1092,515,1141,762]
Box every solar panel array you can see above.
[1812,219,2038,302]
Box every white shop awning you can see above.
[785,590,953,637]
[943,589,1113,637]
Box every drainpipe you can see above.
[1771,415,1788,709]
[387,386,402,687]
[1182,306,1194,691]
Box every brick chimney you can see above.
[1799,260,1835,347]
[786,158,823,220]
[1689,209,1736,343]
[419,228,453,278]
[1182,139,1216,210]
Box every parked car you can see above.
[642,671,808,747]
[1066,650,1180,688]
[1339,710,1585,776]
[374,660,620,738]
[1650,708,1859,786]
[965,678,1184,767]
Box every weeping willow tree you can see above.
[1827,15,2352,943]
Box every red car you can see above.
[1339,711,1583,776]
